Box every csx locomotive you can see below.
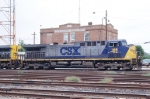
[0,45,21,69]
[0,39,141,70]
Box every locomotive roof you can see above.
[108,39,126,42]
[22,44,48,48]
[0,45,11,49]
[74,39,126,43]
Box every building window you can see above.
[104,33,106,40]
[84,32,89,41]
[67,25,72,28]
[63,33,68,43]
[109,32,111,39]
[114,34,116,39]
[70,33,75,42]
[98,30,100,40]
[46,34,52,44]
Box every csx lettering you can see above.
[60,47,80,55]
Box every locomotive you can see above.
[21,39,141,70]
[0,45,21,69]
[0,39,141,70]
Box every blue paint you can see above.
[101,41,129,58]
[60,46,80,55]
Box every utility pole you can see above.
[32,32,36,44]
[78,0,80,23]
[105,10,107,41]
[10,0,11,45]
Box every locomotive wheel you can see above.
[50,67,55,70]
[98,67,107,71]
[43,66,49,70]
[7,64,11,69]
[0,62,2,69]
[112,67,120,71]
[124,68,133,71]
[34,66,39,70]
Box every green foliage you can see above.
[18,40,25,52]
[18,70,24,74]
[143,53,150,59]
[136,45,144,56]
[136,45,150,59]
[121,72,125,74]
[104,71,117,74]
[65,76,81,82]
[99,77,113,83]
[141,73,150,76]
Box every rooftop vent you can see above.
[88,22,92,25]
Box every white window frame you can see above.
[109,32,111,39]
[70,32,75,42]
[84,31,89,41]
[63,33,68,43]
[114,34,116,39]
[46,34,52,44]
[67,25,72,28]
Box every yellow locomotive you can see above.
[0,45,21,69]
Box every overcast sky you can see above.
[0,0,150,53]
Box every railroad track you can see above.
[0,88,150,99]
[0,69,149,98]
[0,79,150,98]
[0,70,149,83]
[0,86,149,99]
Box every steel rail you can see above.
[0,80,150,91]
[1,88,149,98]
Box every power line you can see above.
[109,16,150,21]
[78,0,80,23]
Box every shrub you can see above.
[99,77,113,83]
[65,76,81,82]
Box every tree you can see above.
[143,52,150,59]
[18,40,25,52]
[136,45,144,57]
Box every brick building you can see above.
[40,22,118,44]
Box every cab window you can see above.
[109,42,120,47]
[122,41,127,46]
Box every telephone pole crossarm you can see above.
[32,32,36,44]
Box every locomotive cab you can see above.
[107,39,128,58]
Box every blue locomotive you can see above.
[21,39,141,70]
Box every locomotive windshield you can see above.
[122,41,127,46]
[109,42,120,47]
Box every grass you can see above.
[18,70,24,74]
[121,72,125,74]
[141,73,150,76]
[105,71,117,74]
[65,76,81,82]
[99,77,114,83]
